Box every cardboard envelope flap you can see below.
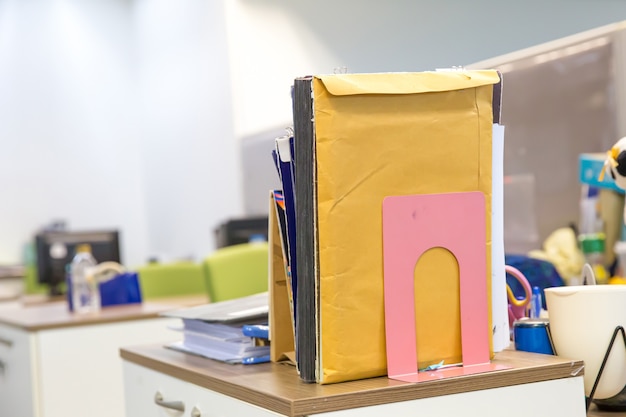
[316,70,500,96]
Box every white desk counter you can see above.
[0,295,206,417]
[121,344,587,416]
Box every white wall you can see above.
[2,0,626,268]
[0,0,239,267]
[132,0,241,263]
[0,0,149,266]
[225,0,626,138]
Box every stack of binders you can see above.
[163,292,270,364]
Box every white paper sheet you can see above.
[492,123,510,351]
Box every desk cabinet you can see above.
[0,299,202,417]
[121,345,588,417]
[0,324,37,417]
[124,362,281,417]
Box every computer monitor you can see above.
[35,230,121,296]
[214,216,268,248]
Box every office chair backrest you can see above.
[137,261,207,299]
[203,242,269,303]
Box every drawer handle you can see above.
[154,391,185,412]
[191,406,201,417]
[0,337,13,348]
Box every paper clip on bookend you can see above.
[382,192,510,383]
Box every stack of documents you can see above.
[269,70,508,384]
[162,292,270,364]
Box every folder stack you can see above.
[270,70,505,384]
[163,292,271,364]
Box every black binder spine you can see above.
[292,77,317,383]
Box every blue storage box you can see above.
[66,271,142,311]
[579,153,625,194]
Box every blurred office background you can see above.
[1,0,626,267]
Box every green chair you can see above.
[23,242,53,295]
[23,265,52,295]
[136,261,207,300]
[202,242,269,303]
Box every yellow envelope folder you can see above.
[268,191,296,363]
[313,70,500,384]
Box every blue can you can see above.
[513,318,554,355]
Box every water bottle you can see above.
[70,243,101,313]
[579,233,608,285]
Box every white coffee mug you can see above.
[545,285,626,399]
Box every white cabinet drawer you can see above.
[37,318,177,417]
[0,324,38,417]
[123,359,586,417]
[123,361,283,417]
[318,377,585,417]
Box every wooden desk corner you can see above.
[120,345,585,416]
[0,293,208,331]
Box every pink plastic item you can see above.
[382,192,510,382]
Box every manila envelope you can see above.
[268,191,296,363]
[313,70,500,384]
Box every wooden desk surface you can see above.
[120,345,585,416]
[0,294,208,331]
[0,265,25,280]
